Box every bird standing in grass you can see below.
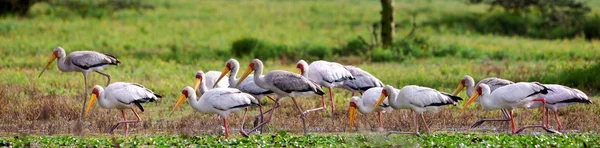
[347,87,392,132]
[39,46,120,120]
[528,84,592,131]
[84,82,161,136]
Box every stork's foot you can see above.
[386,131,421,137]
[107,124,119,134]
[543,127,561,134]
[239,130,249,137]
[470,120,485,129]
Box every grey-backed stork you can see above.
[39,46,120,119]
[528,84,592,131]
[341,66,383,97]
[374,85,462,136]
[452,75,514,129]
[236,59,325,135]
[83,82,161,136]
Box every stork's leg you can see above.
[243,100,280,136]
[109,108,142,136]
[553,110,562,131]
[377,112,384,132]
[80,73,89,120]
[386,110,420,137]
[469,109,511,129]
[292,97,308,134]
[329,87,335,124]
[121,110,129,137]
[509,110,516,135]
[255,98,264,134]
[351,92,355,97]
[95,70,111,86]
[223,118,229,139]
[544,108,550,127]
[302,95,326,115]
[515,98,560,134]
[240,108,249,137]
[359,92,363,96]
[254,96,277,119]
[419,113,431,134]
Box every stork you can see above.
[348,87,392,132]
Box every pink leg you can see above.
[419,113,431,134]
[329,87,335,125]
[121,110,129,136]
[302,95,326,114]
[223,118,229,139]
[386,110,421,137]
[240,108,249,136]
[243,100,280,136]
[544,107,549,127]
[509,110,516,135]
[553,110,562,131]
[378,112,383,129]
[515,98,550,134]
[109,108,142,136]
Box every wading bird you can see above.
[527,84,592,131]
[296,60,354,124]
[374,85,462,136]
[39,46,120,119]
[462,82,559,135]
[212,59,276,133]
[348,87,392,132]
[452,75,514,129]
[173,70,259,139]
[340,66,383,97]
[237,59,325,135]
[83,82,161,136]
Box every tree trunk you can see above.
[380,0,395,48]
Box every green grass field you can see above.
[1,0,599,146]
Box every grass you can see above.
[0,0,599,145]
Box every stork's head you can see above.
[296,60,308,75]
[374,85,393,110]
[194,70,205,91]
[172,86,194,114]
[84,85,104,118]
[348,96,361,131]
[236,59,261,87]
[452,75,474,96]
[213,59,238,88]
[462,84,489,111]
[38,46,66,78]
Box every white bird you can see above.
[172,70,259,139]
[528,84,592,131]
[296,60,354,124]
[212,59,276,133]
[237,59,325,135]
[341,66,384,96]
[462,82,557,134]
[374,85,462,136]
[39,46,120,119]
[83,82,161,136]
[452,75,514,129]
[348,87,392,132]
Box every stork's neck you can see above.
[198,78,208,95]
[56,56,70,71]
[253,64,267,88]
[356,100,371,114]
[479,88,493,109]
[229,65,239,88]
[466,85,475,98]
[97,90,110,108]
[388,89,402,109]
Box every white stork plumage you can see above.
[296,60,354,124]
[348,87,392,132]
[374,85,462,136]
[202,70,229,90]
[39,46,120,119]
[83,82,161,136]
[462,82,559,134]
[528,84,592,131]
[236,59,325,135]
[173,71,259,139]
[341,66,384,96]
[212,59,276,133]
[452,75,514,129]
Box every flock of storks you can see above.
[38,46,593,138]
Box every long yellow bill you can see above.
[348,106,357,132]
[213,66,230,88]
[38,54,57,78]
[194,78,202,91]
[296,68,302,75]
[461,91,480,111]
[452,83,465,96]
[235,67,253,88]
[373,93,387,111]
[171,94,187,115]
[84,94,97,118]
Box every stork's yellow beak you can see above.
[38,53,57,78]
[235,67,253,88]
[452,83,465,96]
[213,66,230,88]
[84,94,97,118]
[374,93,387,111]
[296,68,302,75]
[348,105,357,132]
[461,91,480,112]
[171,94,187,115]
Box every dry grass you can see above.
[1,84,597,137]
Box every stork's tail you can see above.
[441,92,463,105]
[104,54,121,65]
